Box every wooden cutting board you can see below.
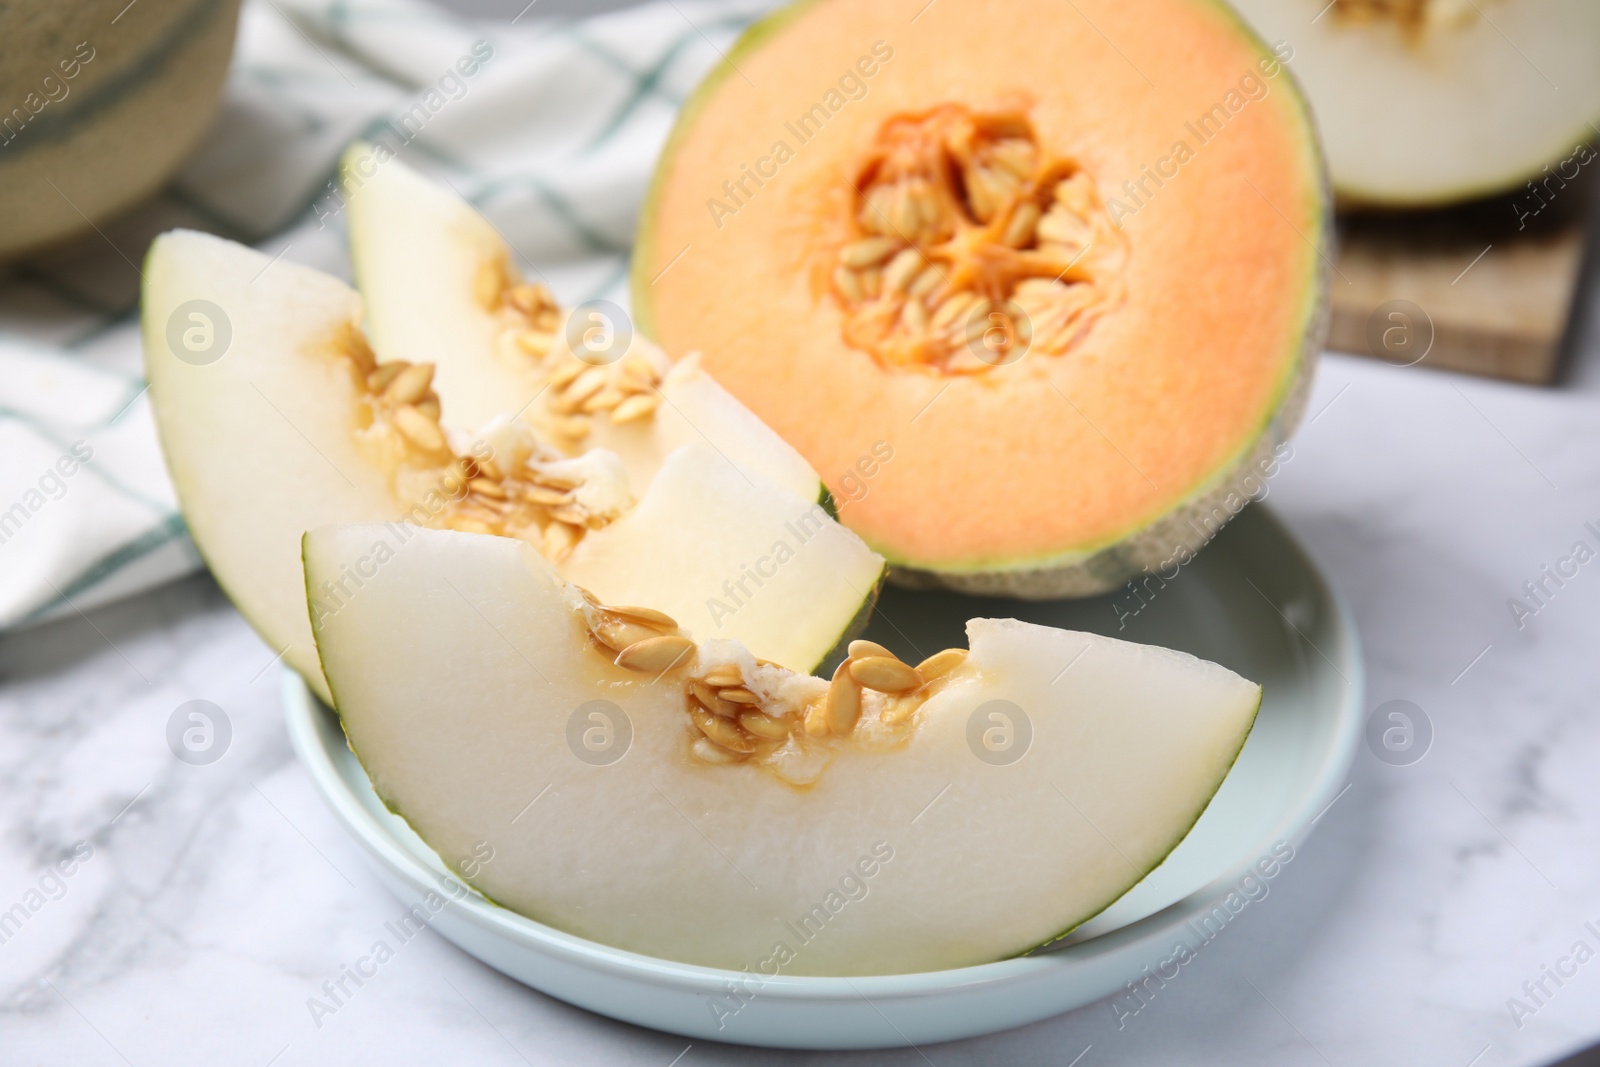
[1327,166,1596,385]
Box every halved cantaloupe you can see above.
[340,143,825,507]
[306,521,1262,975]
[634,0,1328,596]
[1230,0,1600,206]
[142,231,883,700]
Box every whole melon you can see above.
[0,0,240,259]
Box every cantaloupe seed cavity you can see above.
[474,253,665,446]
[1332,0,1481,35]
[586,592,971,786]
[831,104,1128,375]
[340,327,643,564]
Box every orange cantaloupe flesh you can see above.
[635,0,1326,575]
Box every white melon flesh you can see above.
[340,143,822,502]
[143,231,404,702]
[561,445,878,663]
[143,232,882,703]
[586,352,824,504]
[306,522,1262,976]
[1231,0,1600,205]
[342,143,521,431]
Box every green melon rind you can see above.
[632,0,1331,598]
[1021,686,1263,956]
[818,484,839,520]
[813,566,884,674]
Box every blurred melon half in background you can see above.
[0,0,241,259]
[1230,0,1600,207]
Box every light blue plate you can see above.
[284,503,1362,1049]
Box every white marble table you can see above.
[4,346,1600,1067]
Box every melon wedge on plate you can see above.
[340,143,822,503]
[1231,0,1600,205]
[142,231,883,702]
[305,522,1262,976]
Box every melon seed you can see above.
[702,665,743,688]
[848,640,896,661]
[880,696,921,727]
[931,292,978,329]
[591,615,666,653]
[691,705,754,752]
[468,477,506,499]
[508,282,553,315]
[1002,201,1041,248]
[840,236,899,268]
[989,137,1038,180]
[385,362,435,404]
[549,358,587,389]
[583,388,627,414]
[616,634,695,674]
[825,660,862,735]
[524,485,572,506]
[392,405,446,452]
[475,259,508,309]
[883,248,924,292]
[367,362,407,393]
[530,466,583,490]
[849,656,922,693]
[541,520,578,561]
[549,505,590,528]
[907,264,943,298]
[914,648,968,683]
[610,393,660,424]
[562,367,608,407]
[604,604,679,630]
[740,711,791,741]
[622,353,660,381]
[692,683,738,718]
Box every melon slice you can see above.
[142,231,883,701]
[1230,0,1600,206]
[634,0,1328,597]
[305,521,1262,975]
[340,143,823,504]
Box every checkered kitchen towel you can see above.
[0,0,771,627]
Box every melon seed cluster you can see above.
[356,347,624,562]
[831,105,1126,374]
[480,258,664,445]
[583,595,971,781]
[350,256,679,565]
